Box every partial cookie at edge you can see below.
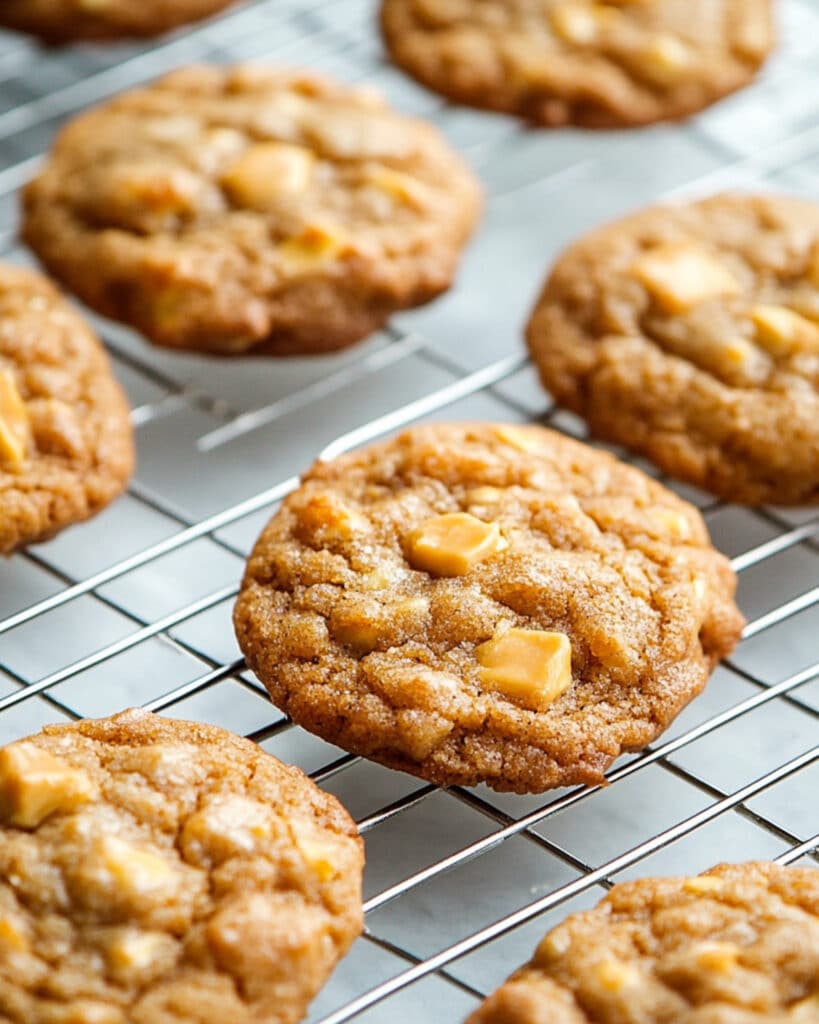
[527,193,819,505]
[0,709,364,1024]
[381,0,773,128]
[0,263,134,555]
[467,862,819,1024]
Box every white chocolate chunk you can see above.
[293,830,338,882]
[646,507,691,541]
[0,742,97,829]
[631,243,741,312]
[98,836,176,896]
[552,4,600,45]
[638,33,693,85]
[790,994,819,1020]
[682,875,724,895]
[108,931,170,972]
[407,513,507,577]
[364,166,432,209]
[750,304,819,355]
[475,628,573,710]
[221,143,316,208]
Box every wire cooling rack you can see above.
[1,1,818,1021]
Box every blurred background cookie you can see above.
[0,0,240,43]
[527,192,819,505]
[23,65,483,357]
[381,0,773,127]
[0,709,364,1024]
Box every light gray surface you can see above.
[0,2,817,1022]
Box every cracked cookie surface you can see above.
[0,263,133,555]
[23,65,483,357]
[234,423,743,794]
[381,0,773,128]
[526,193,819,505]
[0,0,239,42]
[0,709,364,1024]
[467,862,819,1024]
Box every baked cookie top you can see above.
[0,0,238,42]
[0,263,133,555]
[234,423,743,794]
[468,862,819,1024]
[23,65,483,357]
[0,709,364,1024]
[526,193,819,506]
[381,0,773,128]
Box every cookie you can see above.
[526,193,819,506]
[0,709,364,1024]
[467,861,819,1024]
[22,65,483,357]
[0,263,134,555]
[381,0,773,128]
[0,0,239,42]
[234,423,743,794]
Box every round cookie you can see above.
[467,861,819,1024]
[381,0,773,128]
[23,65,483,357]
[0,0,239,42]
[0,709,364,1024]
[234,422,743,794]
[526,193,819,506]
[0,263,133,555]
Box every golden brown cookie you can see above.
[0,0,239,42]
[22,65,483,357]
[234,423,743,794]
[467,862,819,1024]
[0,709,364,1024]
[0,263,133,555]
[526,193,819,506]
[381,0,773,128]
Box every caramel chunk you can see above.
[0,369,31,467]
[221,143,316,209]
[595,958,640,992]
[0,742,97,828]
[475,628,572,710]
[750,304,819,355]
[276,223,349,273]
[631,243,741,312]
[693,940,740,973]
[407,512,507,576]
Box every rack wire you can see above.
[1,1,818,1021]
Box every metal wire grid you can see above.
[0,1,818,1021]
